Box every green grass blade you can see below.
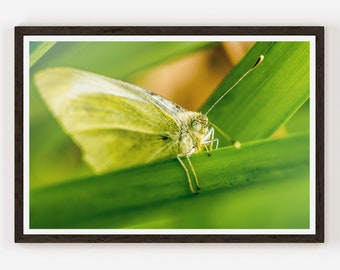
[30,42,56,67]
[202,42,310,144]
[30,134,309,229]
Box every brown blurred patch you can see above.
[222,42,254,66]
[135,42,254,111]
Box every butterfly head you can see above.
[176,112,211,155]
[189,114,209,135]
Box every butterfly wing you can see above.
[34,67,183,173]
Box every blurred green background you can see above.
[29,40,310,229]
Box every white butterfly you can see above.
[34,56,263,194]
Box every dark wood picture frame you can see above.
[15,26,324,243]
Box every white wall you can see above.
[1,1,339,269]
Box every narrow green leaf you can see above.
[30,134,309,229]
[202,42,310,144]
[30,42,56,67]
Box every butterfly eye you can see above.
[191,120,201,132]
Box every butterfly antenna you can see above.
[205,55,264,116]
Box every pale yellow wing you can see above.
[34,67,181,173]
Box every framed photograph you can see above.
[15,26,324,243]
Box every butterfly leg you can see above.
[185,153,200,191]
[204,138,219,151]
[177,151,200,194]
[203,127,219,155]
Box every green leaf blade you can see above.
[30,134,309,229]
[30,42,56,67]
[203,42,310,143]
